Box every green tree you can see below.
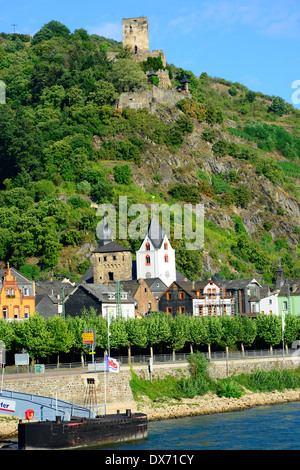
[125,318,148,362]
[65,315,88,364]
[109,318,128,354]
[283,314,300,350]
[108,59,148,93]
[219,316,241,354]
[0,319,14,352]
[269,96,287,115]
[168,314,188,359]
[113,164,132,185]
[236,316,257,353]
[201,316,223,358]
[256,314,282,353]
[145,312,172,358]
[89,79,118,106]
[31,21,70,45]
[13,313,52,362]
[186,316,207,353]
[47,315,75,363]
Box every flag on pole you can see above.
[105,354,120,373]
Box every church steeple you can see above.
[136,215,176,286]
[96,215,112,246]
[275,261,284,289]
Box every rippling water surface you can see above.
[100,402,300,450]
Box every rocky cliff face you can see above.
[124,104,299,280]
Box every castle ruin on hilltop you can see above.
[122,17,167,67]
[110,17,191,112]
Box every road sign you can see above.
[35,364,45,374]
[83,329,95,346]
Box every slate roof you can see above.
[66,283,135,304]
[218,278,261,289]
[278,279,300,297]
[144,215,166,249]
[92,241,131,253]
[35,279,74,297]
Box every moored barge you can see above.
[18,409,147,450]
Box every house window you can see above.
[13,306,19,319]
[23,287,29,296]
[164,255,169,263]
[283,301,288,311]
[166,292,172,300]
[113,255,117,261]
[108,272,114,281]
[145,242,150,251]
[198,305,203,316]
[164,242,168,250]
[2,307,8,319]
[24,307,30,318]
[269,299,272,304]
[178,306,185,313]
[145,255,151,266]
[178,291,185,299]
[165,307,172,315]
[104,256,107,261]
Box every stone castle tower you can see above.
[123,17,150,54]
[122,17,166,67]
[91,216,132,283]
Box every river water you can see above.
[99,402,300,451]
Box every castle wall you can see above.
[116,85,190,113]
[92,251,132,283]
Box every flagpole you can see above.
[282,311,285,365]
[104,351,107,415]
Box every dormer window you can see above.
[145,242,150,251]
[145,255,151,266]
[164,255,169,263]
[164,242,168,250]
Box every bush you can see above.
[188,351,208,378]
[216,379,244,398]
[90,180,114,203]
[178,375,210,398]
[169,183,200,203]
[113,164,132,185]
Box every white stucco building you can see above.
[259,293,279,316]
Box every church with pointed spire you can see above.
[136,215,176,287]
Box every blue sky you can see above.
[1,0,300,107]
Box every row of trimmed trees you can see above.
[0,310,299,364]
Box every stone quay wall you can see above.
[2,356,298,405]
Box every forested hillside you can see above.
[0,20,299,284]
